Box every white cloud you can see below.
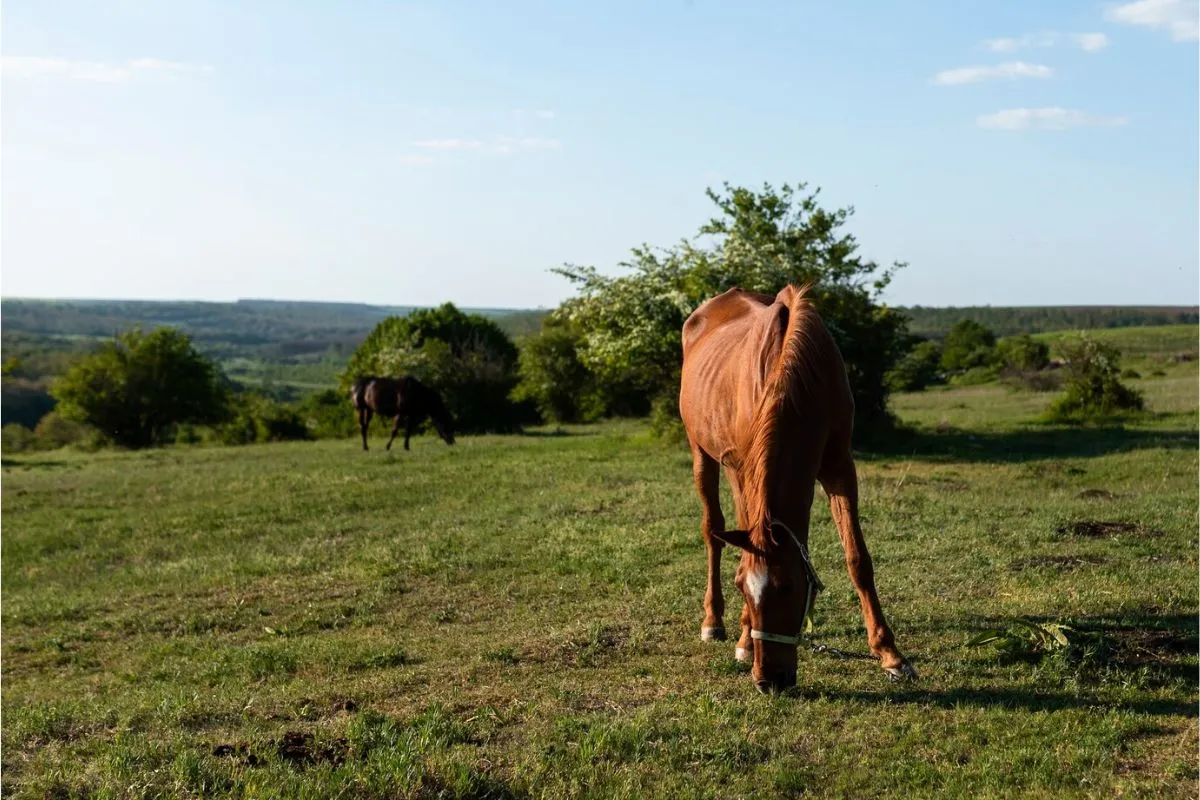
[976,107,1129,130]
[1071,32,1112,51]
[984,32,1057,51]
[533,109,556,119]
[1,55,214,83]
[411,138,485,150]
[1104,0,1199,42]
[983,31,1110,51]
[399,155,436,165]
[932,61,1054,86]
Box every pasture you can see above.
[3,331,1197,799]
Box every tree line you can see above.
[2,180,1161,452]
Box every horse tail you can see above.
[350,377,370,410]
[738,282,829,547]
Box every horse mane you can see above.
[738,282,828,550]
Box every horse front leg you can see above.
[691,441,727,642]
[403,418,417,451]
[385,415,403,451]
[820,449,916,680]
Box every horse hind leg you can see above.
[691,440,728,642]
[819,448,917,681]
[359,408,372,451]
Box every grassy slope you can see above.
[3,363,1197,798]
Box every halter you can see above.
[749,518,825,647]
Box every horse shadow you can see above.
[860,423,1196,465]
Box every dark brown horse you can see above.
[679,283,915,693]
[350,376,456,452]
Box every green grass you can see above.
[3,374,1197,797]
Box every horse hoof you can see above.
[700,627,726,642]
[885,663,919,682]
[735,647,752,663]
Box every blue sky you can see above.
[3,0,1197,309]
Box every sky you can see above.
[2,0,1198,309]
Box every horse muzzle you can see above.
[755,669,797,695]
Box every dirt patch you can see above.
[1076,489,1115,501]
[330,697,359,715]
[1011,555,1107,571]
[276,731,348,767]
[1055,520,1163,539]
[212,731,348,769]
[1022,462,1086,480]
[1108,629,1198,664]
[211,742,261,767]
[528,622,632,667]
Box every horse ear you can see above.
[712,529,752,551]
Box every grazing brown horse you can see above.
[679,283,916,693]
[350,376,456,452]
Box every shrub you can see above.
[1044,334,1144,422]
[33,412,106,451]
[219,394,311,446]
[51,327,228,449]
[886,340,943,392]
[940,320,997,372]
[648,393,686,445]
[343,304,524,433]
[513,320,606,424]
[297,389,359,439]
[949,365,1001,387]
[996,334,1050,372]
[2,423,36,453]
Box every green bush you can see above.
[886,340,943,392]
[648,393,686,445]
[51,327,228,449]
[297,388,358,439]
[33,412,106,451]
[1044,334,1144,422]
[995,334,1050,372]
[513,321,607,424]
[949,364,1001,387]
[2,423,36,453]
[343,303,525,433]
[218,394,311,446]
[940,320,997,372]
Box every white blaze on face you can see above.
[745,567,768,607]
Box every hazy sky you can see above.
[3,0,1197,309]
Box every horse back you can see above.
[680,286,847,460]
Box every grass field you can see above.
[3,332,1197,799]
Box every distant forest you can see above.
[5,297,1195,350]
[901,305,1198,337]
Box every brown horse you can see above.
[679,283,916,693]
[350,375,456,451]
